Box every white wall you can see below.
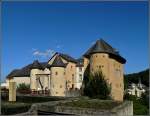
[6,77,30,88]
[75,67,84,89]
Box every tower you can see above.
[50,55,67,96]
[30,60,44,90]
[83,39,126,101]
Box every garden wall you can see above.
[18,100,133,116]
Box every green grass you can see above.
[58,99,122,110]
[1,101,31,115]
[1,95,66,115]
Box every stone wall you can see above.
[18,100,133,116]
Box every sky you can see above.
[1,1,148,82]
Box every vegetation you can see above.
[83,70,111,99]
[17,83,30,91]
[59,98,121,110]
[1,102,31,115]
[124,94,149,115]
[17,83,31,94]
[1,95,66,115]
[124,68,149,89]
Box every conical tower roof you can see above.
[51,55,66,67]
[83,39,126,63]
[31,60,44,70]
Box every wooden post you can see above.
[9,82,16,102]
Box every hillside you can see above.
[124,69,149,88]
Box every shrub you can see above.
[17,83,31,94]
[83,70,111,99]
[124,94,149,115]
[1,102,31,115]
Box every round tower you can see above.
[83,39,126,101]
[30,60,44,91]
[50,55,66,96]
[90,53,109,80]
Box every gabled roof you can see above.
[51,55,66,67]
[59,53,78,63]
[48,52,78,64]
[83,39,126,64]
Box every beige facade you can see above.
[6,39,125,100]
[87,53,124,101]
[65,62,76,90]
[50,67,66,96]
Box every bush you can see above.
[124,94,149,115]
[1,102,31,115]
[17,83,30,90]
[83,71,111,99]
[17,83,31,94]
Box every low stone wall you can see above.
[16,99,133,116]
[54,101,133,116]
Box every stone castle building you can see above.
[6,39,126,101]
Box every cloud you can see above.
[33,49,56,58]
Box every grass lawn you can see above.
[1,95,66,115]
[58,98,122,110]
[1,101,31,115]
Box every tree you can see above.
[17,83,31,94]
[83,70,111,99]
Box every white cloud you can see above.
[33,49,56,58]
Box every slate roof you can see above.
[31,60,44,70]
[51,55,67,67]
[6,61,50,79]
[59,53,78,63]
[83,39,126,63]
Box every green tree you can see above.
[83,70,111,99]
[17,83,30,91]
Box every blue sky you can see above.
[2,1,148,82]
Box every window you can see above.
[55,72,58,75]
[79,74,82,82]
[72,77,74,82]
[64,72,65,75]
[60,85,62,88]
[79,67,82,72]
[72,74,74,77]
[56,92,58,94]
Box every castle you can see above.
[6,39,126,101]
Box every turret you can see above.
[50,55,67,96]
[30,60,44,90]
[83,39,126,101]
